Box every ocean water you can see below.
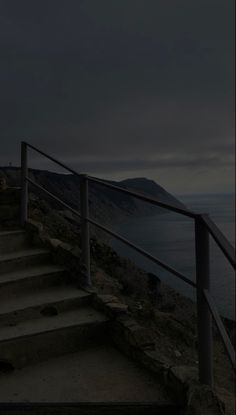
[111,193,235,319]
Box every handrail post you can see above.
[195,214,213,387]
[21,142,28,227]
[79,174,91,286]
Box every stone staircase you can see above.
[0,188,21,231]
[0,228,109,366]
[0,189,183,414]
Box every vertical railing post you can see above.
[79,174,91,286]
[21,142,28,227]
[195,214,213,387]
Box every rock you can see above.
[144,349,171,372]
[147,272,161,305]
[134,302,143,311]
[48,238,62,249]
[175,350,182,358]
[106,302,128,315]
[187,384,226,415]
[93,294,129,317]
[167,365,198,402]
[216,387,235,415]
[154,310,194,346]
[126,325,155,350]
[0,175,7,191]
[96,294,119,304]
[170,365,198,385]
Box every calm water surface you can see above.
[111,193,235,319]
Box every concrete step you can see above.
[0,189,21,230]
[0,307,110,368]
[0,204,20,221]
[0,230,30,254]
[0,219,21,231]
[0,248,52,275]
[0,188,21,205]
[0,286,92,325]
[0,264,68,298]
[0,211,20,231]
[0,403,183,414]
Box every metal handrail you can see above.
[26,176,195,288]
[203,289,235,369]
[23,142,82,177]
[23,141,196,218]
[87,175,197,219]
[23,141,235,268]
[27,177,82,219]
[21,141,236,387]
[83,214,196,288]
[200,214,235,269]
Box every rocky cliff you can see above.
[0,167,185,229]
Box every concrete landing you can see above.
[0,403,183,415]
[0,344,171,403]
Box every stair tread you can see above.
[0,264,65,284]
[0,286,90,315]
[0,307,109,342]
[0,247,49,262]
[0,229,25,237]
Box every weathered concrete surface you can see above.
[0,188,21,230]
[0,265,69,300]
[0,307,110,368]
[0,230,30,254]
[0,403,184,415]
[0,191,230,414]
[0,248,51,274]
[0,344,173,404]
[0,286,91,325]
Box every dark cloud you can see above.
[47,153,234,175]
[0,0,234,193]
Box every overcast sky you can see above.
[0,0,235,194]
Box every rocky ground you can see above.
[28,195,235,414]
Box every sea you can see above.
[111,193,235,320]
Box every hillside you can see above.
[0,170,234,413]
[0,167,185,228]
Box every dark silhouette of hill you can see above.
[0,167,185,225]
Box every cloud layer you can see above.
[0,0,235,193]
